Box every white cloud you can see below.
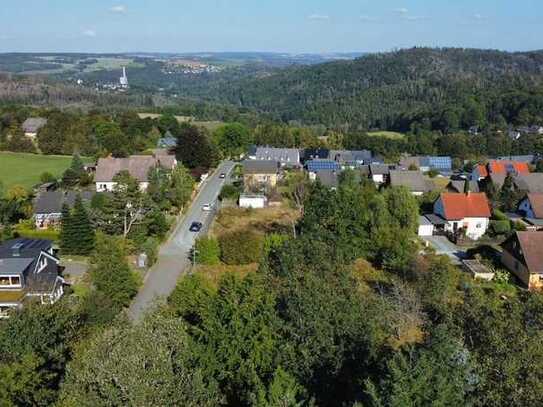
[110,5,127,14]
[82,29,97,37]
[392,8,409,15]
[308,14,330,21]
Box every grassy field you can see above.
[367,131,406,140]
[0,152,91,190]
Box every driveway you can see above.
[422,235,467,264]
[128,161,235,321]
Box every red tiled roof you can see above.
[488,160,530,175]
[440,192,491,220]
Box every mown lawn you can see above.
[367,131,406,140]
[0,152,92,190]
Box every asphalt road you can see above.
[128,161,235,321]
[422,235,467,264]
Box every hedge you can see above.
[14,225,60,241]
[490,220,511,235]
[492,209,509,221]
[219,230,264,265]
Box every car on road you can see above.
[202,203,213,211]
[219,173,226,179]
[189,222,203,232]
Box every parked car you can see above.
[189,222,203,232]
[219,173,226,179]
[202,203,213,211]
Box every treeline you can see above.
[2,177,542,406]
[174,47,543,131]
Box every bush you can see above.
[490,220,511,236]
[14,225,60,241]
[513,221,527,231]
[141,237,159,267]
[40,172,57,184]
[195,237,221,265]
[493,209,509,221]
[219,230,264,265]
[219,184,242,201]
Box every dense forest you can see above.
[173,47,543,131]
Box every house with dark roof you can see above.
[330,150,381,168]
[0,239,64,318]
[368,164,393,184]
[34,191,95,229]
[399,156,452,173]
[243,160,280,189]
[302,148,329,163]
[316,170,339,189]
[518,193,543,229]
[157,133,177,149]
[306,159,341,174]
[389,170,433,196]
[95,152,177,192]
[447,179,480,194]
[22,117,47,138]
[433,192,491,240]
[501,232,543,290]
[253,147,300,167]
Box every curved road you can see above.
[128,161,235,321]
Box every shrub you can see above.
[195,237,221,265]
[14,224,60,241]
[513,221,527,231]
[219,184,242,201]
[263,233,290,257]
[219,230,264,265]
[40,172,57,184]
[490,220,511,235]
[141,237,159,267]
[492,209,509,221]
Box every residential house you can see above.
[34,190,95,229]
[306,159,341,174]
[399,156,452,173]
[330,150,382,168]
[254,147,300,167]
[418,215,434,237]
[496,155,536,164]
[513,173,543,194]
[302,148,330,163]
[316,170,339,189]
[21,117,47,138]
[95,153,177,192]
[518,193,543,230]
[157,133,177,149]
[433,192,491,240]
[389,170,433,196]
[501,232,543,290]
[243,160,280,189]
[472,160,530,181]
[0,239,64,318]
[368,164,390,185]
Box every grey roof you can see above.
[489,173,506,189]
[243,160,280,174]
[34,190,95,215]
[496,155,535,164]
[514,174,543,193]
[316,170,339,188]
[425,213,447,225]
[96,155,176,183]
[448,180,480,193]
[389,170,433,192]
[330,150,373,165]
[419,215,432,226]
[22,117,47,133]
[255,147,300,165]
[0,239,52,259]
[157,137,177,149]
[0,258,34,276]
[370,164,391,175]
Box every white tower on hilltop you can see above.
[119,66,129,88]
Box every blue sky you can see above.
[0,0,541,53]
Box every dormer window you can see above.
[38,257,47,273]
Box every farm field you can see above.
[0,152,92,190]
[367,131,406,140]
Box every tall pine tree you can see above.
[59,203,74,254]
[62,153,86,187]
[70,194,95,255]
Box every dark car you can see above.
[189,221,203,232]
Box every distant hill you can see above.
[174,47,543,131]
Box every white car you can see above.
[202,203,213,211]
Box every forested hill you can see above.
[177,47,543,131]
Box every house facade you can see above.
[243,160,280,189]
[501,232,543,290]
[22,117,47,138]
[95,153,177,192]
[433,192,491,240]
[0,239,64,318]
[34,191,95,229]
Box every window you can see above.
[0,276,22,287]
[476,223,482,229]
[0,277,10,286]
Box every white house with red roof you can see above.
[433,192,492,240]
[471,160,530,181]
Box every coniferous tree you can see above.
[70,194,95,255]
[59,203,74,254]
[62,153,86,187]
